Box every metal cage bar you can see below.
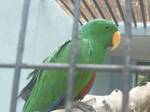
[1,63,150,73]
[9,0,31,112]
[65,0,81,111]
[122,0,132,111]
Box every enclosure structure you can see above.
[0,0,150,112]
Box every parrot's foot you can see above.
[73,101,96,112]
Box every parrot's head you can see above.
[79,19,121,51]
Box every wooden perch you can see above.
[52,82,150,112]
[52,89,122,112]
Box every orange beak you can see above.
[111,31,121,51]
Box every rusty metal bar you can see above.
[92,0,106,19]
[116,0,125,23]
[70,0,88,22]
[82,0,97,18]
[61,0,74,16]
[139,0,147,28]
[132,5,137,27]
[104,0,118,26]
[80,10,89,22]
[61,0,82,25]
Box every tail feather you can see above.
[18,71,37,100]
[18,86,31,101]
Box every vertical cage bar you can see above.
[9,0,31,112]
[104,0,119,26]
[139,0,147,27]
[92,0,106,19]
[122,0,132,112]
[82,0,96,18]
[65,0,81,112]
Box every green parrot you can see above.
[20,19,121,112]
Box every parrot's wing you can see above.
[26,39,71,79]
[19,40,71,101]
[23,39,95,112]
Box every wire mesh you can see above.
[1,0,149,112]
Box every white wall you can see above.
[0,0,73,111]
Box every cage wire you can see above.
[0,0,148,112]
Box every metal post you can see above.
[9,0,31,111]
[65,0,81,112]
[122,0,132,112]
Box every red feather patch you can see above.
[78,72,96,98]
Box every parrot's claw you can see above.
[73,101,96,112]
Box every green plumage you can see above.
[22,19,118,112]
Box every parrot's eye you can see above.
[105,26,109,30]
